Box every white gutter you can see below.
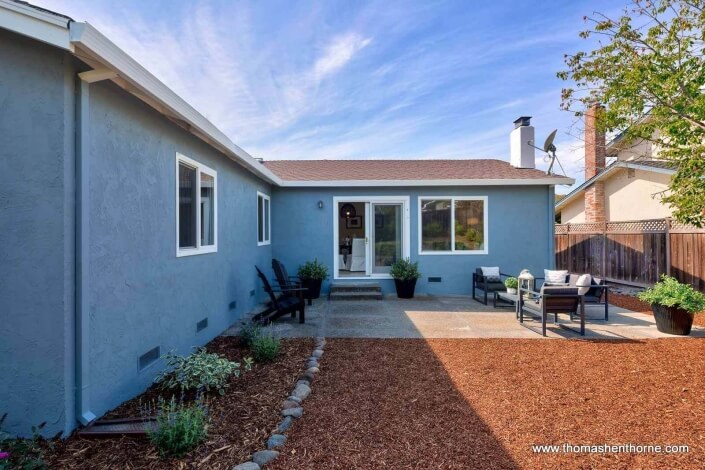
[278,176,575,187]
[67,22,282,186]
[0,0,72,50]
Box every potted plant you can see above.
[390,258,422,299]
[638,275,705,335]
[297,259,329,300]
[504,277,518,295]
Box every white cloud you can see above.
[313,33,372,82]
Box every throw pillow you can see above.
[544,269,568,285]
[576,274,592,295]
[481,266,501,282]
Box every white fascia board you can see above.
[0,0,72,50]
[279,177,575,187]
[68,22,281,186]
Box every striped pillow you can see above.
[544,269,568,285]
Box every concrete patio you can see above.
[228,295,705,340]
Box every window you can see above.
[176,154,217,256]
[418,196,487,254]
[257,192,271,245]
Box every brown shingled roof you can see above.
[263,159,563,181]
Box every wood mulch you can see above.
[46,337,312,469]
[610,292,705,327]
[271,338,705,469]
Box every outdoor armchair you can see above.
[518,284,585,337]
[472,268,511,305]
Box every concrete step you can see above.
[330,282,382,293]
[329,291,383,301]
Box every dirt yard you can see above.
[272,338,705,469]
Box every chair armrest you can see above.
[279,287,308,292]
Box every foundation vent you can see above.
[138,346,160,372]
[428,277,442,283]
[196,317,208,332]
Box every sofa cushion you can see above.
[544,269,569,285]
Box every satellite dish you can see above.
[543,129,557,153]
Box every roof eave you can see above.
[68,22,282,186]
[279,177,575,187]
[0,0,72,50]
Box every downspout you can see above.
[548,185,556,269]
[75,74,95,425]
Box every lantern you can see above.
[518,269,535,299]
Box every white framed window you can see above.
[257,191,271,246]
[176,153,217,257]
[418,196,488,255]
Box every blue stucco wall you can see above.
[272,186,554,295]
[0,30,76,437]
[84,80,272,421]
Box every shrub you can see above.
[504,277,518,289]
[147,397,208,459]
[251,332,280,362]
[155,348,251,396]
[0,415,50,470]
[297,259,329,281]
[638,275,705,313]
[239,322,262,347]
[390,258,422,281]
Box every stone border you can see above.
[233,336,326,470]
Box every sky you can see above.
[35,0,623,193]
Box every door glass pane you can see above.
[373,204,402,273]
[200,172,214,246]
[258,195,264,242]
[454,199,484,251]
[178,163,197,248]
[420,199,451,251]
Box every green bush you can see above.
[0,415,50,470]
[638,275,705,313]
[239,322,262,347]
[390,258,422,281]
[155,348,251,396]
[251,332,280,362]
[504,277,518,289]
[147,396,208,459]
[454,221,467,237]
[297,259,329,280]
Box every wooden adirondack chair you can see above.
[254,266,306,324]
[272,258,311,306]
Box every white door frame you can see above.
[333,196,410,280]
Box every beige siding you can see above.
[559,197,586,224]
[605,168,672,221]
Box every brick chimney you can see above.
[584,104,606,223]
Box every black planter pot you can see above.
[394,278,417,299]
[301,278,323,300]
[652,304,694,335]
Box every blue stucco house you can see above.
[0,0,573,437]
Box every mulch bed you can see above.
[47,337,312,469]
[271,338,705,469]
[610,292,705,327]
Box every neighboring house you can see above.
[0,0,572,437]
[556,105,676,224]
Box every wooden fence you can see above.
[555,218,705,292]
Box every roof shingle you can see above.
[263,159,564,182]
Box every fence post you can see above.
[601,221,607,278]
[665,217,672,276]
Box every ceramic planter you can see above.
[651,304,694,335]
[394,279,417,299]
[301,278,323,300]
[506,288,518,295]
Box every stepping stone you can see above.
[292,383,311,400]
[282,407,303,418]
[306,367,320,374]
[287,396,302,404]
[282,400,299,410]
[312,349,324,358]
[233,463,260,470]
[267,434,287,449]
[278,416,293,432]
[252,450,279,466]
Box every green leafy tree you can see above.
[558,0,705,226]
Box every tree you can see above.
[558,0,705,226]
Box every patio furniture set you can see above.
[473,267,610,337]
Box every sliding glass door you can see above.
[371,203,403,274]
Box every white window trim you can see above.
[417,196,488,255]
[257,191,271,246]
[176,153,217,257]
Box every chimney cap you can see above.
[513,116,532,128]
